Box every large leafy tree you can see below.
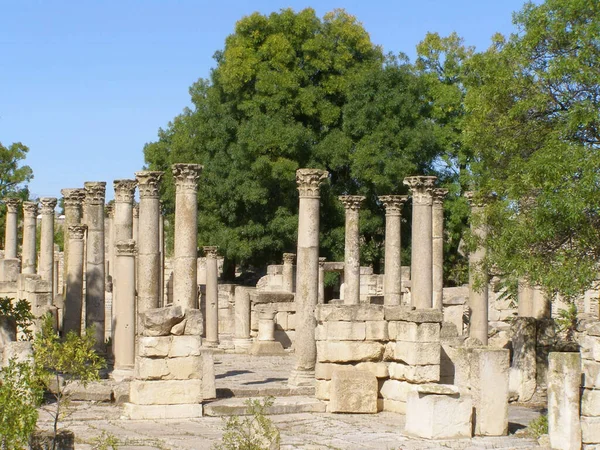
[145,8,443,278]
[464,0,600,299]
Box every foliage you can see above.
[33,315,105,450]
[526,413,548,438]
[464,0,600,299]
[0,297,35,340]
[213,397,280,450]
[89,431,119,450]
[555,302,578,341]
[0,359,44,450]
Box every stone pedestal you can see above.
[203,246,219,347]
[64,225,87,336]
[250,308,285,355]
[39,198,57,301]
[21,201,38,275]
[84,182,106,350]
[289,168,328,387]
[379,195,407,306]
[61,189,85,299]
[282,253,295,293]
[404,176,437,309]
[113,240,136,380]
[339,195,365,305]
[172,164,203,311]
[3,198,20,259]
[432,189,447,310]
[233,286,252,351]
[318,257,326,304]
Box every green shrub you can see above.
[527,414,548,438]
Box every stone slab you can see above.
[203,396,326,416]
[315,304,384,322]
[129,379,204,405]
[317,341,384,363]
[122,403,203,419]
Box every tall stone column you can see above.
[84,181,106,350]
[135,171,163,318]
[61,189,86,296]
[21,201,38,275]
[113,180,136,243]
[105,202,114,279]
[282,253,295,293]
[318,257,326,304]
[404,176,437,309]
[172,163,203,311]
[64,225,87,335]
[113,240,136,379]
[39,197,57,296]
[132,205,139,244]
[432,189,448,310]
[204,246,219,347]
[289,168,328,387]
[233,286,252,351]
[3,198,20,259]
[339,195,365,305]
[159,213,165,306]
[379,195,408,306]
[466,191,489,346]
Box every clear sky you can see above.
[1,0,534,201]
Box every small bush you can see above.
[527,414,548,438]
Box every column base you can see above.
[288,369,315,387]
[203,339,219,348]
[110,368,134,382]
[249,340,286,356]
[232,338,253,352]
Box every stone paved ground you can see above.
[35,353,550,449]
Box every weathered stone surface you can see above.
[384,307,442,323]
[394,341,441,366]
[582,335,600,362]
[330,369,377,414]
[326,321,366,341]
[129,379,204,405]
[416,383,460,396]
[381,398,405,413]
[169,335,202,357]
[582,389,600,416]
[405,390,472,439]
[135,357,169,380]
[588,323,600,337]
[509,317,537,402]
[2,341,33,365]
[354,362,389,378]
[388,362,440,383]
[379,379,415,402]
[317,341,383,363]
[184,309,204,336]
[365,321,388,340]
[582,416,600,444]
[395,321,440,343]
[167,356,203,380]
[316,304,384,322]
[137,336,171,358]
[64,381,113,402]
[170,319,186,335]
[123,403,203,419]
[249,340,286,356]
[315,379,330,400]
[201,351,216,399]
[142,306,184,336]
[583,359,600,389]
[250,290,295,304]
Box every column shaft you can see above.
[233,286,252,350]
[204,246,219,346]
[318,257,326,304]
[64,225,86,335]
[21,202,38,274]
[432,189,448,310]
[61,189,85,297]
[39,198,57,297]
[282,253,295,293]
[3,198,20,259]
[113,240,136,374]
[380,196,407,306]
[339,196,364,305]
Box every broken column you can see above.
[135,171,164,318]
[84,181,106,349]
[250,307,285,355]
[64,225,87,336]
[172,163,202,311]
[3,198,20,259]
[282,253,295,293]
[39,197,57,298]
[203,246,219,347]
[432,189,447,310]
[289,168,328,387]
[403,176,437,309]
[113,240,136,380]
[339,195,365,305]
[379,195,407,306]
[465,191,489,345]
[21,201,38,275]
[233,286,252,351]
[61,189,85,296]
[318,257,326,304]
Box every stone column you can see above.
[204,246,219,347]
[84,181,106,350]
[61,189,86,297]
[3,198,20,259]
[172,164,203,311]
[132,204,139,244]
[532,286,551,319]
[379,195,408,306]
[159,213,165,306]
[105,202,114,279]
[64,225,87,335]
[403,176,437,309]
[21,201,38,275]
[39,197,57,296]
[113,240,136,380]
[517,279,534,317]
[113,180,137,243]
[282,253,295,293]
[466,191,489,346]
[289,168,328,387]
[339,195,365,305]
[233,286,252,350]
[135,171,163,317]
[432,189,448,310]
[318,257,326,304]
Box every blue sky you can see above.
[1,0,534,201]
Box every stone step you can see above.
[203,395,326,416]
[216,385,314,398]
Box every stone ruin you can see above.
[0,166,599,448]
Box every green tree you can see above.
[464,0,600,299]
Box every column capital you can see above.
[203,246,219,259]
[105,201,114,218]
[135,171,164,199]
[133,204,139,218]
[339,195,366,211]
[113,179,137,203]
[432,188,449,207]
[379,195,408,215]
[3,197,21,213]
[40,197,58,215]
[68,224,87,240]
[403,176,437,206]
[116,239,137,256]
[296,168,328,198]
[172,163,203,192]
[282,253,296,264]
[22,201,38,217]
[84,182,107,206]
[61,188,86,208]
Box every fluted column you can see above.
[172,163,203,311]
[282,253,295,293]
[64,225,87,335]
[204,246,219,347]
[61,189,85,297]
[3,198,20,259]
[289,168,328,387]
[318,257,326,304]
[21,201,38,274]
[339,195,365,305]
[135,171,163,319]
[113,240,136,379]
[39,197,57,296]
[84,181,106,350]
[404,176,437,309]
[466,191,488,345]
[432,189,448,310]
[379,195,408,306]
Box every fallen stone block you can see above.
[129,379,204,405]
[184,309,204,336]
[142,306,184,336]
